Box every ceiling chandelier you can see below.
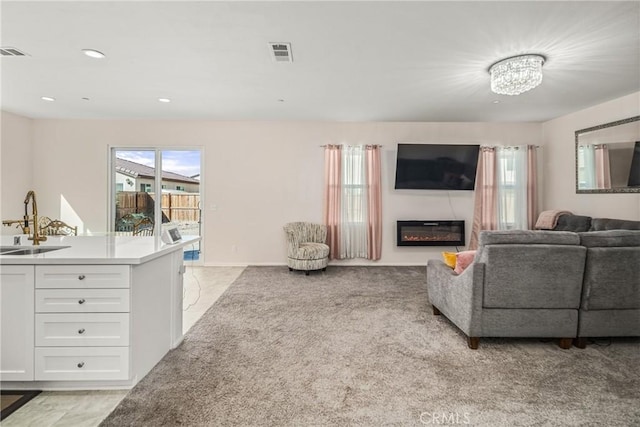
[489,54,546,96]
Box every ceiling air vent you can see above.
[0,47,28,56]
[269,42,292,63]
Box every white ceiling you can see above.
[1,1,639,122]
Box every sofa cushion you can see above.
[581,246,640,310]
[589,218,640,231]
[579,230,640,247]
[554,214,592,232]
[482,244,586,309]
[578,230,640,311]
[479,230,580,246]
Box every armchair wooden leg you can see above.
[467,337,479,350]
[432,306,441,315]
[558,338,573,349]
[574,338,587,349]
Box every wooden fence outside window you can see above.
[116,191,200,223]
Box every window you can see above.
[111,148,203,259]
[176,185,185,191]
[323,144,382,260]
[342,147,366,225]
[497,146,527,230]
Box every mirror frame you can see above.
[575,115,640,194]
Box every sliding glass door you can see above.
[110,148,202,260]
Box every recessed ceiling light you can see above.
[277,99,285,102]
[41,96,55,102]
[82,49,105,59]
[492,100,500,104]
[158,98,171,103]
[82,97,90,101]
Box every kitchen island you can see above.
[0,234,200,390]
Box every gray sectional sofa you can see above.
[426,228,640,349]
[575,230,640,348]
[553,213,640,232]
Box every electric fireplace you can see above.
[396,220,465,246]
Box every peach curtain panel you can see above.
[470,145,539,249]
[469,147,497,250]
[323,145,342,259]
[323,144,382,260]
[526,145,538,229]
[594,145,612,189]
[365,145,382,261]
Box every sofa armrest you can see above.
[426,259,485,336]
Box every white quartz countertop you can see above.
[0,235,201,265]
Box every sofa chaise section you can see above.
[427,230,587,349]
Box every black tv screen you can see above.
[394,144,480,190]
[627,141,640,187]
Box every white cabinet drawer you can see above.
[36,313,130,347]
[36,289,130,313]
[36,265,130,289]
[35,347,129,381]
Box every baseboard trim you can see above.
[200,262,425,267]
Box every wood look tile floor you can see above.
[1,266,245,427]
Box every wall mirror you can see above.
[575,116,640,193]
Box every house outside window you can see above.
[140,183,152,193]
[116,183,124,192]
[176,185,185,191]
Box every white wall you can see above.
[541,92,640,220]
[23,119,541,265]
[1,111,33,235]
[5,94,638,263]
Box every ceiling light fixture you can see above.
[158,98,171,103]
[41,96,55,102]
[489,54,545,96]
[82,49,105,59]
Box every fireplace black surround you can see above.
[397,220,465,246]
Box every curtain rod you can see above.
[319,144,383,147]
[481,145,541,149]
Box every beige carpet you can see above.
[100,266,640,426]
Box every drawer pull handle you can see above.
[78,299,86,304]
[78,275,86,280]
[77,362,85,368]
[78,328,86,334]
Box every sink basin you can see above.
[0,246,70,256]
[0,246,21,254]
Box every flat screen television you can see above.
[627,141,640,187]
[394,143,480,190]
